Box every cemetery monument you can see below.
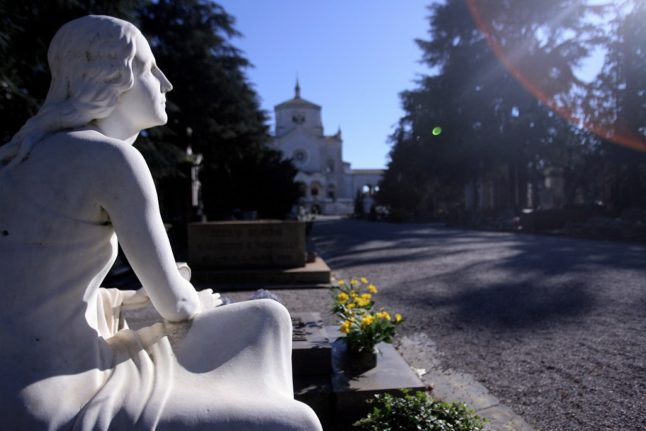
[0,15,321,430]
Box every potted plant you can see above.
[332,278,403,372]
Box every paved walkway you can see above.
[397,332,535,431]
[224,219,646,431]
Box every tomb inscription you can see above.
[188,220,307,268]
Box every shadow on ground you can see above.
[313,219,643,331]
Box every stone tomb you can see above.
[188,220,306,269]
[292,312,332,377]
[290,313,426,428]
[291,313,334,427]
[329,332,427,425]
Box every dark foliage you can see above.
[200,147,301,220]
[354,391,486,431]
[0,0,301,221]
[0,0,143,143]
[137,0,301,220]
[378,0,646,219]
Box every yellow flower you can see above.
[347,303,356,310]
[376,311,391,321]
[360,277,368,284]
[356,296,371,307]
[361,315,375,328]
[367,284,378,294]
[340,320,352,334]
[351,291,359,299]
[336,292,349,304]
[337,279,345,286]
[395,313,403,323]
[350,278,359,286]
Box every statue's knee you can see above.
[254,298,291,331]
[292,402,323,431]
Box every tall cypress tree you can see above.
[582,1,646,210]
[0,0,144,144]
[378,0,610,218]
[137,0,300,220]
[0,0,301,220]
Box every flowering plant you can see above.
[332,277,403,353]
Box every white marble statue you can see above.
[0,15,321,430]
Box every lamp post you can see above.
[185,127,205,222]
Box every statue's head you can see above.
[1,15,172,169]
[44,15,140,124]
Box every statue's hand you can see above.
[176,262,191,281]
[121,288,150,306]
[197,288,223,312]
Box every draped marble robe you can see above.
[0,129,321,430]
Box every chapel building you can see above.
[270,81,383,215]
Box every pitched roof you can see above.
[275,95,321,110]
[275,79,321,110]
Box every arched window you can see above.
[297,181,307,198]
[326,159,335,173]
[311,181,322,198]
[292,112,305,124]
[327,184,336,200]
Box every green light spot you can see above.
[432,127,442,136]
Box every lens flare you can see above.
[432,127,442,136]
[466,0,646,152]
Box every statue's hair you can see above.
[0,15,140,170]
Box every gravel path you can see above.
[232,219,646,431]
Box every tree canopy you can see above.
[0,0,300,220]
[378,0,646,219]
[0,0,144,143]
[137,0,300,220]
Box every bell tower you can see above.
[274,80,323,137]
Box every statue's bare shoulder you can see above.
[43,129,153,192]
[47,129,145,166]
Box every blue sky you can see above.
[216,0,432,169]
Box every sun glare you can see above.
[466,0,646,152]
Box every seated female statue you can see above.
[0,15,321,431]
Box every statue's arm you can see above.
[97,142,200,322]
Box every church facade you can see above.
[270,82,383,215]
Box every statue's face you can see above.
[113,33,173,132]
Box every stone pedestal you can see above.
[291,312,332,377]
[192,257,331,287]
[328,327,427,424]
[291,312,333,428]
[289,314,426,427]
